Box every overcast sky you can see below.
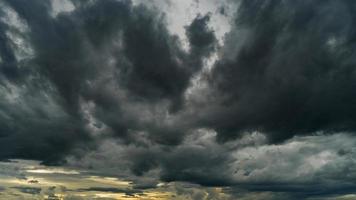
[1,0,356,199]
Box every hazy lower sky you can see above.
[1,0,356,199]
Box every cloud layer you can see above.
[1,0,356,199]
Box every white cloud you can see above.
[51,0,75,17]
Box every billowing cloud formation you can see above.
[68,131,356,198]
[1,0,356,199]
[0,0,216,162]
[208,0,356,142]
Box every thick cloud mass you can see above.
[1,0,356,199]
[209,0,356,142]
[0,0,215,162]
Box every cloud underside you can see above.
[1,0,356,199]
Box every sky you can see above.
[0,0,356,199]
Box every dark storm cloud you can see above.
[0,20,17,80]
[70,131,266,187]
[185,13,217,71]
[2,0,356,198]
[0,0,217,163]
[158,144,231,186]
[237,182,356,199]
[207,0,356,142]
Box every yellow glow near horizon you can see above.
[85,175,132,187]
[0,159,231,200]
[26,168,80,175]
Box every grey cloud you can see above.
[12,186,42,195]
[0,0,217,163]
[65,131,258,185]
[68,131,356,198]
[1,0,356,199]
[76,187,142,197]
[205,0,356,142]
[185,13,217,70]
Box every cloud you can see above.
[206,0,356,142]
[76,187,143,197]
[1,0,356,199]
[0,159,233,200]
[67,130,356,198]
[11,186,42,195]
[0,0,218,163]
